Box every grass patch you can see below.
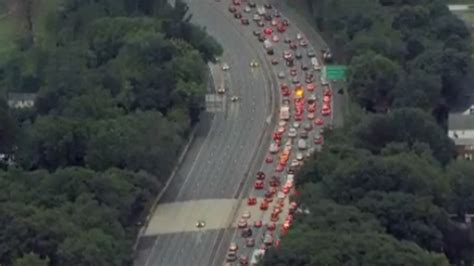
[0,14,18,62]
[33,0,61,47]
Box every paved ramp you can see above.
[145,199,238,235]
[144,197,291,236]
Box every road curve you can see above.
[134,0,279,265]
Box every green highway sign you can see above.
[323,65,347,81]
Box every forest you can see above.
[0,0,221,265]
[263,0,474,265]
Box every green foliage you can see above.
[352,108,455,164]
[0,0,221,265]
[13,253,49,266]
[446,161,474,215]
[264,230,449,266]
[348,51,401,111]
[0,168,159,265]
[310,0,472,111]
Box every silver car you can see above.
[278,71,286,79]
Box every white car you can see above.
[244,5,251,13]
[269,143,279,154]
[272,35,279,42]
[271,19,278,26]
[296,152,304,161]
[321,76,329,85]
[288,128,297,138]
[222,63,230,71]
[298,139,307,150]
[296,33,303,40]
[293,122,301,128]
[279,120,287,127]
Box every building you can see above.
[7,92,36,109]
[448,105,474,160]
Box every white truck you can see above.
[279,105,290,120]
[311,57,321,71]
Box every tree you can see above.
[348,51,401,111]
[85,111,185,178]
[57,229,127,266]
[446,161,474,217]
[356,191,445,251]
[322,153,448,205]
[16,116,88,170]
[0,99,17,155]
[352,108,455,164]
[263,231,449,266]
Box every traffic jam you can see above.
[223,0,333,265]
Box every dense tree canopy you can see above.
[269,1,473,264]
[0,0,221,265]
[310,0,472,113]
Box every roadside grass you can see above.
[0,14,18,63]
[0,0,61,63]
[33,0,61,47]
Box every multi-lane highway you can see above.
[134,0,278,265]
[135,0,336,265]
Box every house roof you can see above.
[453,138,474,146]
[449,113,474,130]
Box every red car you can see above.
[254,220,263,228]
[264,27,273,35]
[314,117,324,125]
[273,132,282,141]
[260,201,269,210]
[295,114,303,121]
[324,87,332,96]
[264,196,273,203]
[308,103,316,113]
[232,0,241,5]
[307,83,316,92]
[323,95,331,104]
[269,177,280,187]
[255,180,264,189]
[271,212,279,222]
[281,87,291,97]
[277,24,286,33]
[256,171,266,180]
[282,186,290,194]
[265,155,273,163]
[322,104,331,116]
[247,196,257,205]
[267,222,276,231]
[276,164,285,172]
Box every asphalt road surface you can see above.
[213,1,334,264]
[135,0,339,265]
[134,0,278,265]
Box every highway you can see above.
[212,1,334,264]
[134,0,278,265]
[135,0,338,265]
